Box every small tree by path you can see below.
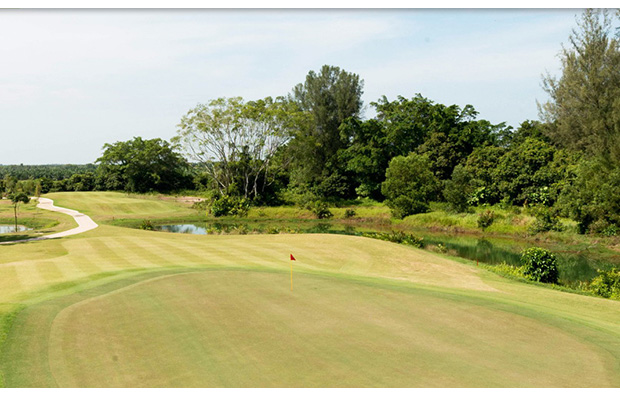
[10,192,30,232]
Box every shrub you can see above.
[528,207,563,234]
[588,269,620,299]
[210,195,250,217]
[309,200,333,219]
[589,219,619,236]
[191,200,209,211]
[492,262,528,278]
[344,209,357,219]
[139,220,154,230]
[388,195,430,219]
[365,231,424,248]
[477,210,495,230]
[520,247,559,284]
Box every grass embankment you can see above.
[0,192,618,387]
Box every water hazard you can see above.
[0,224,31,234]
[154,221,620,285]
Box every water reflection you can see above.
[0,225,31,234]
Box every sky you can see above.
[0,8,590,164]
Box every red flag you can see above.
[290,254,296,261]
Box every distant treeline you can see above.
[0,164,97,180]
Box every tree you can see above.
[540,9,620,164]
[462,145,506,205]
[338,118,390,200]
[9,192,30,232]
[495,138,558,205]
[96,137,191,193]
[556,158,620,234]
[381,153,440,219]
[443,164,473,213]
[175,96,302,200]
[288,65,364,197]
[371,95,437,157]
[372,95,505,180]
[504,120,551,148]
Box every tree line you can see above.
[2,9,619,236]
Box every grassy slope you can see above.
[44,192,196,222]
[0,191,618,387]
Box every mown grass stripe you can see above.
[101,238,167,269]
[143,238,243,268]
[13,262,44,291]
[35,262,66,284]
[144,237,219,266]
[0,266,22,299]
[85,239,140,272]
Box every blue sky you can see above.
[0,9,588,164]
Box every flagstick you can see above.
[290,261,293,291]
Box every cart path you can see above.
[0,197,98,244]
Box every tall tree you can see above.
[9,192,29,232]
[175,96,303,200]
[288,65,364,197]
[540,9,620,163]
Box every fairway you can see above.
[0,192,619,387]
[5,270,617,387]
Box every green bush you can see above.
[520,247,559,284]
[191,200,209,211]
[139,220,154,230]
[344,208,357,219]
[492,262,528,278]
[528,207,563,234]
[588,269,620,299]
[365,231,424,248]
[389,195,430,219]
[589,219,619,236]
[210,195,250,217]
[309,201,333,219]
[477,210,495,230]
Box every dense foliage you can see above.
[588,269,620,299]
[520,247,559,284]
[381,153,440,219]
[96,137,193,193]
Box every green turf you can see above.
[0,192,618,387]
[44,191,196,222]
[4,269,618,388]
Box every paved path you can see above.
[0,197,98,245]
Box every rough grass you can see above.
[0,192,618,387]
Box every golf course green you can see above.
[0,192,618,387]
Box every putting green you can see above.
[4,270,616,387]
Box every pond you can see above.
[154,221,620,286]
[0,224,32,234]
